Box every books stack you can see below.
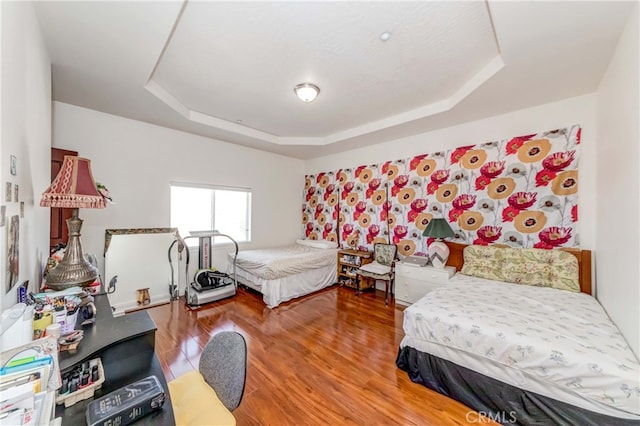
[0,336,59,426]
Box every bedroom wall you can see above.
[0,1,51,310]
[306,94,598,251]
[595,7,639,358]
[52,102,305,301]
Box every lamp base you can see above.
[45,209,98,291]
[427,240,450,269]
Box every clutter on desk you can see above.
[31,288,85,340]
[0,336,59,425]
[55,357,104,408]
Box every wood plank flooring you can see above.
[147,285,493,425]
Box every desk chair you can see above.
[168,331,247,425]
[355,243,398,305]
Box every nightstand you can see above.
[395,263,456,306]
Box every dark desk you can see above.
[55,294,175,425]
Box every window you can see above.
[170,183,251,246]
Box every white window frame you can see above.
[170,181,252,246]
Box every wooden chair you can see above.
[355,243,398,305]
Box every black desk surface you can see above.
[55,294,175,425]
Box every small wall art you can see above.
[10,155,17,176]
[6,215,19,293]
[5,182,11,202]
[13,184,19,202]
[0,206,5,226]
[20,202,24,218]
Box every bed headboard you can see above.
[445,242,593,295]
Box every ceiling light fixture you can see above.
[380,31,391,42]
[294,83,320,102]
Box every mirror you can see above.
[104,228,183,315]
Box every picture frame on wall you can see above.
[20,202,24,218]
[10,155,17,176]
[6,215,19,293]
[14,184,19,202]
[0,206,5,226]
[5,182,11,202]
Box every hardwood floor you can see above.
[148,285,492,425]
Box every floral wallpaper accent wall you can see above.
[302,172,339,242]
[337,165,389,250]
[302,125,580,255]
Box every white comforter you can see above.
[232,244,337,280]
[402,274,640,417]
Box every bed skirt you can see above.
[395,346,639,426]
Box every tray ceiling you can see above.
[33,1,634,159]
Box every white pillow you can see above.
[296,239,338,249]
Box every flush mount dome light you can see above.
[294,83,320,102]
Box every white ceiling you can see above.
[33,1,633,160]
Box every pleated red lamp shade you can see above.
[41,156,106,290]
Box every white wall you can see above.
[0,2,51,310]
[53,102,305,305]
[307,94,598,251]
[595,6,639,357]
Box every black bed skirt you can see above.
[395,346,639,426]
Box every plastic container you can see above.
[55,358,105,408]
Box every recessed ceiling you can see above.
[33,1,633,159]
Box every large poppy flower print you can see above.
[427,182,439,195]
[552,170,578,196]
[507,192,537,209]
[448,209,463,223]
[305,176,312,190]
[505,134,535,155]
[535,169,556,187]
[475,176,492,191]
[430,169,449,184]
[538,227,572,247]
[357,167,373,183]
[338,171,348,186]
[459,211,483,231]
[410,154,428,171]
[397,239,416,256]
[487,178,516,199]
[341,182,354,199]
[460,149,487,169]
[415,213,433,230]
[450,146,474,164]
[386,164,400,180]
[410,199,428,213]
[317,173,330,188]
[514,211,547,233]
[542,151,575,172]
[476,226,502,243]
[370,190,386,206]
[397,188,416,205]
[517,139,551,163]
[416,159,437,177]
[346,192,359,207]
[452,194,476,210]
[501,206,520,222]
[436,184,458,203]
[480,161,505,178]
[571,205,578,222]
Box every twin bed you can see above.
[230,239,338,308]
[396,242,640,425]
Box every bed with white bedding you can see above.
[230,240,338,308]
[396,243,640,425]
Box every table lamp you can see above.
[40,156,106,290]
[422,218,455,268]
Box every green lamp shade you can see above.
[422,218,454,239]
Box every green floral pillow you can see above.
[461,245,580,292]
